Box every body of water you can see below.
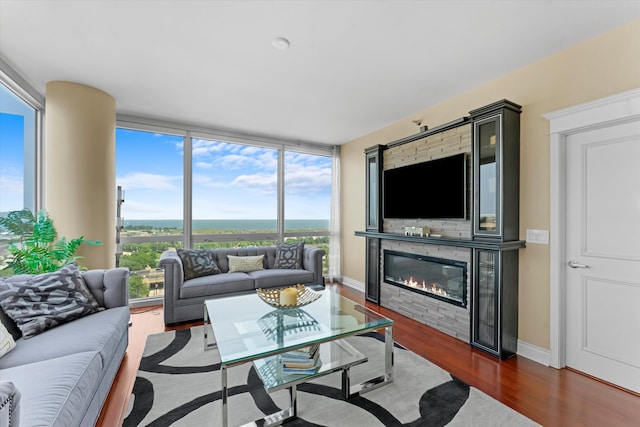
[122,219,329,231]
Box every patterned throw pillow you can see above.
[0,264,104,339]
[0,308,21,341]
[274,242,304,269]
[177,249,221,280]
[0,322,16,359]
[227,255,265,273]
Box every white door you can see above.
[565,119,640,393]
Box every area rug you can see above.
[124,326,539,426]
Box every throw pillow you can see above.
[0,322,16,359]
[0,308,21,341]
[177,249,221,280]
[227,255,265,273]
[274,242,304,269]
[0,264,104,339]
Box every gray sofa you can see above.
[159,246,325,325]
[0,268,130,427]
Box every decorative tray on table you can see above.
[256,284,321,308]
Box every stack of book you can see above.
[279,343,321,375]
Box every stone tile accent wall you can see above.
[383,124,472,238]
[379,123,473,342]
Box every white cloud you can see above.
[117,172,181,190]
[285,164,332,194]
[232,173,277,193]
[119,200,182,219]
[194,161,213,169]
[0,174,23,193]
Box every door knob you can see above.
[568,260,589,269]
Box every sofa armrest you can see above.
[302,247,326,286]
[158,250,184,325]
[0,381,20,427]
[82,268,130,309]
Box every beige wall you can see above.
[45,81,116,269]
[340,19,640,350]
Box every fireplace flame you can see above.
[403,276,449,297]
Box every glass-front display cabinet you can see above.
[365,145,383,232]
[471,248,519,359]
[470,100,521,241]
[364,145,383,303]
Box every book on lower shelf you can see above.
[280,357,322,375]
[279,343,321,374]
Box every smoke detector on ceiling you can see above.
[272,37,290,50]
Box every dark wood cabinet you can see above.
[364,145,383,303]
[470,100,521,358]
[365,145,384,232]
[365,237,380,304]
[470,100,521,241]
[471,248,519,358]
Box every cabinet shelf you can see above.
[354,231,525,251]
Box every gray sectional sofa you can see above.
[0,267,130,427]
[159,245,325,325]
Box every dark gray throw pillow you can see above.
[274,242,304,269]
[0,264,104,339]
[177,249,221,280]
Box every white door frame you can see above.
[544,88,640,368]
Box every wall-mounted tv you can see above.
[383,153,467,219]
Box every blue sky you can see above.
[0,112,24,212]
[0,117,332,220]
[116,128,332,220]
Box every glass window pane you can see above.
[284,152,331,233]
[116,128,184,232]
[119,241,183,299]
[192,138,278,234]
[284,151,331,275]
[0,83,37,213]
[116,128,184,301]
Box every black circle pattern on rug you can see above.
[123,329,470,426]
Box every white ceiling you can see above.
[1,0,639,146]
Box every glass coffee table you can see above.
[204,287,394,427]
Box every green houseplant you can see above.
[0,208,100,274]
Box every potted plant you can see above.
[0,208,100,274]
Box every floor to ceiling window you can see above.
[0,79,40,275]
[116,124,333,303]
[284,151,331,272]
[115,126,185,300]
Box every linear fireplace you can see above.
[383,250,467,307]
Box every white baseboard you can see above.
[517,339,551,366]
[339,276,364,293]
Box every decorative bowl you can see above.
[256,284,321,308]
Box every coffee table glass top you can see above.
[204,288,392,366]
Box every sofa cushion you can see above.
[0,322,16,359]
[177,248,221,280]
[249,269,314,288]
[274,242,304,269]
[227,255,265,273]
[0,264,104,339]
[2,351,102,427]
[180,273,255,299]
[0,306,130,370]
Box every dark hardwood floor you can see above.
[97,283,640,426]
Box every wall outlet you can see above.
[526,229,549,244]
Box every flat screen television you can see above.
[383,153,467,219]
